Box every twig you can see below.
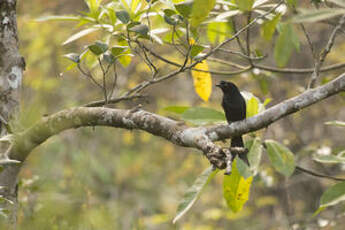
[296,166,345,182]
[299,23,314,56]
[207,57,248,70]
[141,44,252,75]
[108,63,118,99]
[98,58,108,105]
[291,5,315,56]
[77,63,103,89]
[308,14,345,88]
[136,40,158,76]
[83,94,145,107]
[180,21,191,71]
[246,12,253,66]
[231,17,247,55]
[217,48,267,61]
[172,26,185,56]
[254,62,345,74]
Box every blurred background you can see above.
[13,0,345,229]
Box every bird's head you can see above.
[216,81,239,93]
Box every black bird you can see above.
[216,81,249,165]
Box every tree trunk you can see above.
[0,0,25,227]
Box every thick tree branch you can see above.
[7,72,345,171]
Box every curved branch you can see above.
[9,73,345,171]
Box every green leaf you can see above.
[313,154,345,164]
[164,9,182,25]
[246,97,259,118]
[190,0,216,28]
[116,10,130,24]
[63,53,80,63]
[325,120,345,127]
[261,14,281,41]
[265,140,295,177]
[241,91,264,117]
[263,98,272,106]
[103,53,116,64]
[291,9,345,23]
[163,106,190,114]
[207,22,231,44]
[62,27,100,45]
[85,0,103,12]
[274,23,299,67]
[129,24,149,36]
[291,25,300,52]
[181,107,226,125]
[110,46,128,56]
[118,54,133,67]
[235,0,255,12]
[245,137,263,174]
[236,157,252,179]
[105,7,117,25]
[175,0,194,18]
[190,44,205,58]
[223,160,253,213]
[36,15,80,22]
[88,41,108,55]
[117,39,132,67]
[314,181,345,216]
[173,166,218,224]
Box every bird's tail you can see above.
[231,136,249,166]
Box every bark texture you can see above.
[0,0,24,227]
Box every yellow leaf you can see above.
[223,160,253,213]
[191,61,212,102]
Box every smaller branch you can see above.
[207,57,248,70]
[299,23,315,56]
[296,166,345,182]
[83,94,145,107]
[308,14,345,88]
[108,63,118,99]
[291,5,315,57]
[246,12,253,66]
[217,48,266,61]
[136,40,158,77]
[98,58,108,105]
[172,26,185,56]
[179,21,191,71]
[77,63,103,89]
[231,17,247,55]
[253,62,345,74]
[142,44,250,73]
